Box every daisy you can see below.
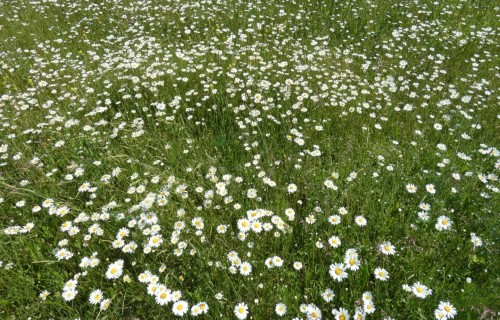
[344,255,360,271]
[374,267,389,281]
[251,221,263,233]
[171,290,182,301]
[285,208,296,221]
[345,248,358,258]
[332,307,350,320]
[39,290,50,300]
[362,292,372,303]
[198,302,209,314]
[55,248,73,260]
[470,233,483,247]
[237,219,251,232]
[147,283,159,296]
[434,309,449,320]
[322,288,335,302]
[406,184,418,193]
[426,184,436,194]
[328,236,341,248]
[419,203,431,211]
[287,183,297,193]
[305,214,316,224]
[353,308,366,320]
[155,290,172,305]
[106,260,124,279]
[275,303,287,316]
[191,304,202,316]
[363,301,375,314]
[435,216,452,231]
[380,242,396,255]
[240,262,252,276]
[172,300,189,316]
[418,211,430,221]
[234,302,249,319]
[89,289,103,305]
[246,188,257,199]
[272,256,284,267]
[293,262,303,270]
[138,271,152,283]
[306,304,322,319]
[329,263,348,282]
[355,216,367,227]
[100,298,111,311]
[63,279,78,291]
[412,282,432,299]
[62,289,77,301]
[328,215,341,225]
[438,301,457,318]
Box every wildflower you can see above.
[364,301,375,314]
[322,288,335,302]
[355,216,367,227]
[247,188,257,199]
[55,248,73,260]
[332,307,349,320]
[374,267,389,281]
[380,242,396,255]
[275,303,287,316]
[470,233,483,247]
[287,183,297,193]
[293,262,303,270]
[328,236,341,248]
[329,263,348,282]
[426,184,436,194]
[435,216,452,231]
[172,300,189,316]
[100,298,111,311]
[406,184,418,193]
[234,302,249,319]
[39,290,50,300]
[437,301,457,319]
[328,215,341,225]
[62,290,78,301]
[412,282,432,299]
[106,260,124,279]
[240,262,252,276]
[89,289,103,305]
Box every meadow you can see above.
[0,0,498,319]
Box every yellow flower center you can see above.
[444,306,451,312]
[442,219,448,225]
[177,304,183,311]
[335,268,342,275]
[160,293,167,299]
[384,245,391,251]
[417,287,423,293]
[238,307,245,313]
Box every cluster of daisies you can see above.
[137,270,208,316]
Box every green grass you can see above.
[0,0,499,319]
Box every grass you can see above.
[0,0,499,319]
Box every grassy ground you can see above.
[0,0,499,319]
